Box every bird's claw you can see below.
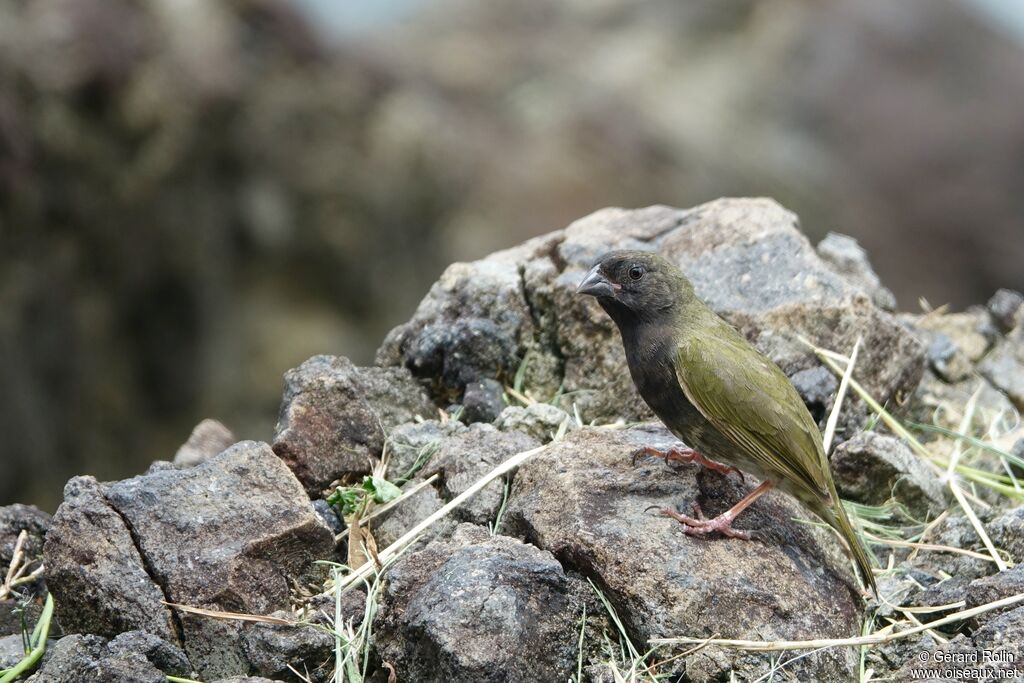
[631,445,745,483]
[657,506,752,540]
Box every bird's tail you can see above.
[820,490,877,595]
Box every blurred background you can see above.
[2,0,1023,509]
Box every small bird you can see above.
[577,249,875,593]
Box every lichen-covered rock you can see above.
[44,477,178,641]
[173,419,236,468]
[379,199,925,428]
[44,442,334,679]
[273,355,435,494]
[374,524,579,683]
[419,424,539,525]
[504,425,863,682]
[829,432,948,518]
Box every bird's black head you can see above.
[576,250,694,325]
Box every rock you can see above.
[924,331,973,383]
[989,506,1024,565]
[816,232,897,310]
[494,403,574,442]
[965,567,1024,624]
[373,483,450,549]
[273,355,435,494]
[212,677,285,683]
[0,598,43,637]
[107,630,192,677]
[379,199,925,428]
[420,424,539,525]
[460,378,506,423]
[44,477,178,641]
[912,310,994,364]
[0,633,25,669]
[383,420,465,481]
[829,432,947,519]
[0,504,51,569]
[504,425,862,682]
[24,633,173,683]
[978,325,1024,410]
[911,515,994,581]
[374,524,578,683]
[45,441,334,679]
[173,419,236,468]
[988,289,1024,333]
[240,611,333,682]
[909,369,1017,437]
[311,499,344,536]
[789,365,838,425]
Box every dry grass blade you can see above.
[862,532,1000,562]
[822,336,860,453]
[649,591,1024,651]
[162,601,296,625]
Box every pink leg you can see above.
[632,445,745,483]
[658,480,775,540]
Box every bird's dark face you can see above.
[576,250,692,325]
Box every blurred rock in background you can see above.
[2,0,1023,508]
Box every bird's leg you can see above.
[632,445,744,483]
[659,480,775,540]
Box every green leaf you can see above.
[362,475,401,504]
[326,486,365,517]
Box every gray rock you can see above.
[311,499,344,536]
[979,325,1024,410]
[829,432,948,519]
[789,365,838,425]
[909,368,1017,438]
[420,424,539,525]
[240,611,333,682]
[212,677,285,683]
[460,378,506,423]
[911,310,994,364]
[494,402,574,442]
[384,419,465,481]
[24,633,171,683]
[373,483,450,549]
[925,331,973,383]
[0,598,44,638]
[989,506,1024,565]
[504,425,862,682]
[0,504,51,569]
[374,524,578,683]
[379,199,925,428]
[173,419,236,468]
[965,566,1024,624]
[0,632,26,669]
[44,442,334,680]
[273,355,435,494]
[911,515,994,581]
[44,477,178,641]
[816,232,897,310]
[108,630,192,677]
[988,289,1024,333]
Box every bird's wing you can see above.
[674,331,830,500]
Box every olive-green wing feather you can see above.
[674,330,830,501]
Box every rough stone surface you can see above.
[383,419,465,481]
[374,524,578,683]
[911,515,994,581]
[173,419,237,468]
[273,355,435,494]
[43,477,178,641]
[108,630,192,677]
[979,325,1024,410]
[460,378,506,423]
[0,504,51,569]
[44,442,334,680]
[419,424,539,525]
[240,612,333,682]
[965,567,1024,623]
[374,484,450,549]
[829,432,948,519]
[379,199,925,427]
[789,365,838,425]
[988,289,1024,333]
[504,425,863,681]
[24,633,175,683]
[0,633,26,669]
[101,441,334,678]
[816,232,897,310]
[494,403,574,442]
[990,506,1024,565]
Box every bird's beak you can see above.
[576,265,617,298]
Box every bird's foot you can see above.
[631,445,745,483]
[657,505,752,540]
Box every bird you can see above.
[576,249,876,593]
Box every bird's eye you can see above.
[628,265,645,281]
